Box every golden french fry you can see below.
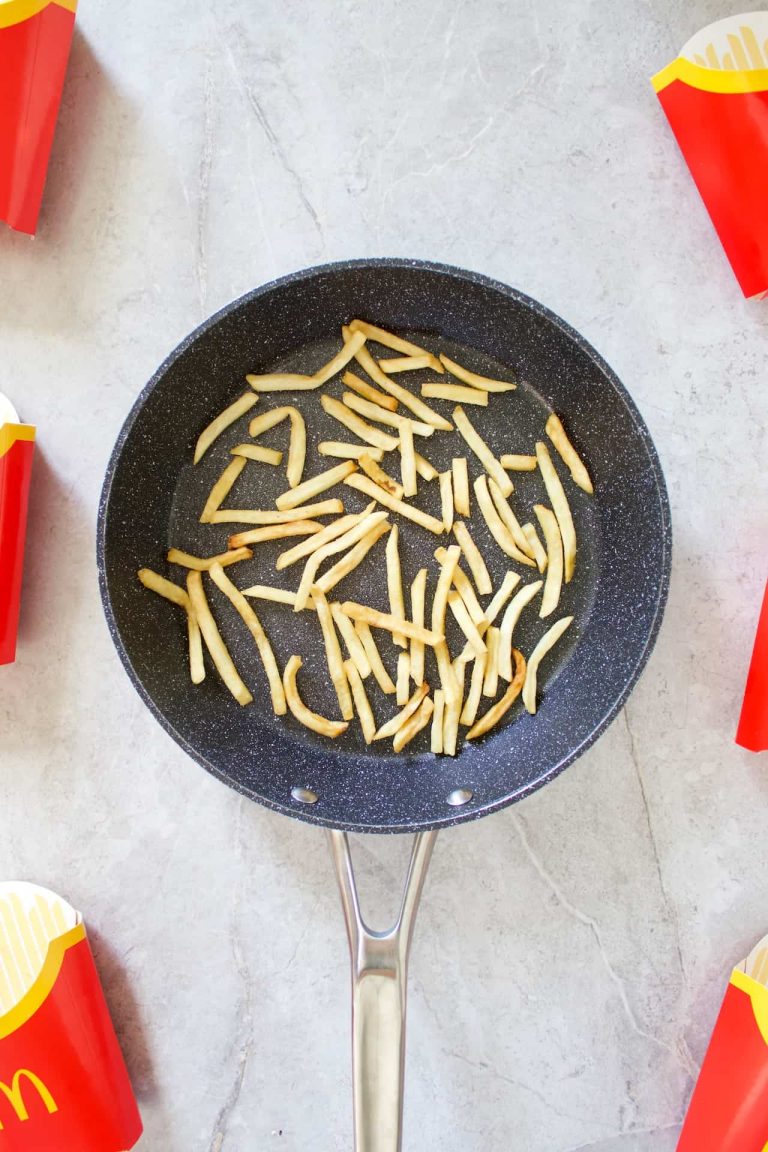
[186,610,205,685]
[315,522,391,597]
[474,475,534,565]
[359,452,403,499]
[546,414,593,494]
[432,545,460,639]
[439,353,517,392]
[442,676,463,756]
[320,394,399,451]
[246,373,317,392]
[434,639,460,707]
[396,652,411,705]
[348,320,443,373]
[283,654,349,737]
[380,354,432,373]
[332,604,372,679]
[487,478,535,559]
[275,460,357,511]
[534,505,563,618]
[208,563,286,715]
[355,621,396,694]
[186,571,253,706]
[318,440,385,461]
[422,383,488,406]
[431,689,445,753]
[434,548,485,628]
[230,443,283,466]
[522,616,573,715]
[168,546,253,571]
[522,523,548,573]
[248,405,306,488]
[484,572,521,626]
[375,683,430,740]
[312,330,367,385]
[451,457,470,516]
[536,441,576,582]
[200,457,247,523]
[438,471,454,532]
[498,581,543,680]
[452,521,492,595]
[345,473,445,535]
[343,391,434,438]
[344,330,452,431]
[399,423,417,498]
[228,522,321,548]
[448,592,486,656]
[240,584,314,607]
[460,651,487,726]
[210,499,344,525]
[276,507,373,570]
[344,659,376,744]
[248,406,296,438]
[482,627,500,697]
[393,697,434,752]
[295,512,389,610]
[342,370,399,410]
[409,568,427,686]
[500,453,537,471]
[386,524,407,647]
[453,406,513,497]
[340,602,443,646]
[314,591,354,721]
[141,569,205,683]
[415,452,438,482]
[467,648,526,739]
[138,568,190,608]
[194,392,258,464]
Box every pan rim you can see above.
[97,257,672,834]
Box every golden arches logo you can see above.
[0,1069,58,1128]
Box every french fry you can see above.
[522,616,573,715]
[434,548,485,628]
[546,414,593,494]
[312,330,367,385]
[186,611,205,685]
[194,392,258,464]
[452,521,492,595]
[360,452,403,499]
[248,406,306,488]
[447,592,486,656]
[138,569,191,608]
[186,571,253,706]
[340,602,443,646]
[523,523,548,573]
[442,676,463,756]
[276,507,374,570]
[246,373,317,391]
[314,591,354,721]
[422,383,488,406]
[345,473,445,535]
[230,443,283,466]
[500,453,537,471]
[439,471,454,532]
[228,522,322,548]
[393,697,434,752]
[344,659,376,744]
[168,546,254,571]
[348,320,443,373]
[409,568,427,685]
[487,478,536,558]
[210,499,344,525]
[467,648,526,740]
[385,524,407,647]
[295,512,389,610]
[498,581,543,680]
[283,655,349,737]
[380,354,432,373]
[453,406,513,497]
[240,584,309,607]
[208,563,286,715]
[140,569,206,682]
[439,353,517,393]
[482,627,500,697]
[342,370,399,411]
[415,452,438,482]
[200,457,247,523]
[355,622,396,694]
[314,522,390,597]
[431,689,445,753]
[460,651,487,726]
[534,505,563,619]
[432,545,461,640]
[343,391,434,438]
[331,603,372,679]
[474,475,535,565]
[374,683,430,740]
[396,652,411,705]
[318,440,385,461]
[434,639,459,706]
[275,460,357,511]
[536,441,576,582]
[452,457,470,516]
[399,422,417,498]
[484,571,522,626]
[321,394,399,451]
[344,330,452,431]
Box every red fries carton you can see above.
[736,579,768,752]
[0,883,142,1151]
[652,14,768,298]
[0,0,77,235]
[0,395,35,667]
[677,932,768,1151]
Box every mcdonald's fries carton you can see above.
[0,883,142,1151]
[677,931,768,1151]
[0,395,34,667]
[0,0,77,234]
[652,13,768,298]
[736,579,768,752]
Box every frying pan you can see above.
[97,259,671,1151]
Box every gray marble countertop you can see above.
[2,1,767,1149]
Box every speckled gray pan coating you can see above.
[97,259,671,834]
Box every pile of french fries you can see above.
[138,320,593,755]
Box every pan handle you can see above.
[328,830,438,1152]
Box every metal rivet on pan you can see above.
[446,788,473,807]
[291,787,318,805]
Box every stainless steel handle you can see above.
[328,830,438,1152]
